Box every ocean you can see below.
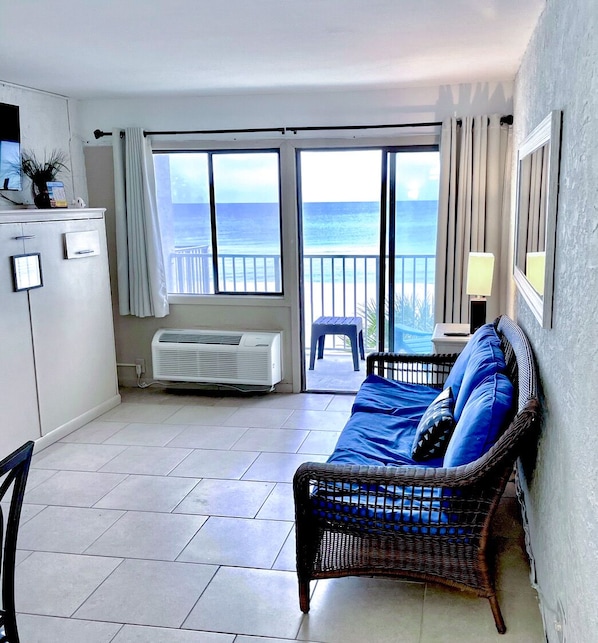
[167,200,438,255]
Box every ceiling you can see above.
[0,1,545,100]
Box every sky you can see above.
[167,149,440,203]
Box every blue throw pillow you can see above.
[443,373,514,468]
[444,324,506,420]
[411,387,456,461]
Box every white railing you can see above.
[168,247,435,351]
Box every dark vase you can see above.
[33,191,51,209]
[32,182,52,209]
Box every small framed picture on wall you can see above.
[12,253,43,291]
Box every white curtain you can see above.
[113,127,169,318]
[435,114,512,324]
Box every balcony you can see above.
[169,247,436,391]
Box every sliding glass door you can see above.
[298,147,439,392]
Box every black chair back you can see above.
[0,441,34,643]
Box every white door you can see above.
[0,222,41,453]
[25,218,118,435]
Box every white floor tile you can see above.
[60,420,128,444]
[177,516,292,568]
[165,425,248,450]
[99,445,193,475]
[297,430,340,455]
[169,449,259,479]
[164,405,238,425]
[32,443,128,472]
[183,567,304,638]
[255,483,295,521]
[18,505,124,554]
[298,577,425,643]
[112,625,234,642]
[174,478,275,518]
[271,529,297,572]
[16,551,122,617]
[18,503,46,524]
[282,409,350,430]
[103,422,190,447]
[85,511,207,560]
[222,407,294,428]
[93,474,199,512]
[21,467,57,492]
[100,403,182,423]
[231,427,309,453]
[242,452,327,483]
[17,614,122,643]
[24,470,128,507]
[74,558,217,628]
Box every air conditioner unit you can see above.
[151,329,282,386]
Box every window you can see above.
[154,150,283,295]
[298,147,440,364]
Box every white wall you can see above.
[513,0,598,640]
[78,82,513,144]
[0,81,88,208]
[78,81,514,390]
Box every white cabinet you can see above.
[0,208,120,455]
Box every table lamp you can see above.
[526,251,545,295]
[466,252,495,334]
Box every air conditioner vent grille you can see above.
[159,332,242,346]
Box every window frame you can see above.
[153,147,285,298]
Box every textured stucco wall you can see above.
[513,0,598,640]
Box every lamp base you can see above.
[469,298,487,334]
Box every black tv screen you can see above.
[0,102,22,191]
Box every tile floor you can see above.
[15,387,545,642]
[305,351,368,393]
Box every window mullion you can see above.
[208,153,221,294]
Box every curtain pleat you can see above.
[113,128,169,318]
[435,114,512,324]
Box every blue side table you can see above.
[309,316,365,371]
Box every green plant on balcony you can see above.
[358,293,434,351]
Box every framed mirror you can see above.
[513,110,562,328]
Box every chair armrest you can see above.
[293,459,510,539]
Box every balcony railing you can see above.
[168,247,435,352]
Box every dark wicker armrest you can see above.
[294,460,484,497]
[366,351,458,388]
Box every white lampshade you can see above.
[526,252,545,295]
[466,252,495,297]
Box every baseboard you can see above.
[33,394,122,454]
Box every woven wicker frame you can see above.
[293,316,539,634]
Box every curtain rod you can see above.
[93,115,512,140]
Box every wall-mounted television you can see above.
[0,102,22,191]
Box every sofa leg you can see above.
[489,594,506,634]
[299,580,310,613]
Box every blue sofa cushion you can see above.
[327,410,443,468]
[445,324,506,420]
[443,373,514,468]
[411,387,456,461]
[311,485,469,538]
[352,373,442,416]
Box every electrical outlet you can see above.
[135,358,146,375]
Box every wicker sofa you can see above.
[293,315,539,634]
